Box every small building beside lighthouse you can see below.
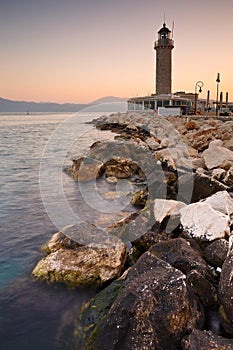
[127,22,191,115]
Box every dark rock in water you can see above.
[85,252,203,350]
[72,279,125,350]
[131,189,148,207]
[66,156,103,181]
[182,329,233,349]
[102,156,143,180]
[204,239,229,268]
[219,249,233,334]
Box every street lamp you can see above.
[216,73,220,116]
[194,81,204,115]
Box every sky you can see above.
[1,0,233,104]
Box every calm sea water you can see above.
[0,111,126,350]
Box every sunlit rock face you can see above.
[32,223,126,288]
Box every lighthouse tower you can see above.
[154,23,174,95]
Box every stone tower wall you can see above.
[156,47,172,95]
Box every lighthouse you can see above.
[154,23,174,95]
[127,21,191,114]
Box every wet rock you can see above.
[85,251,203,350]
[219,249,233,334]
[131,189,147,207]
[180,202,230,241]
[204,239,229,268]
[68,156,103,181]
[32,223,126,288]
[72,279,125,350]
[203,140,233,170]
[105,176,118,184]
[182,329,233,350]
[89,140,144,163]
[102,157,141,179]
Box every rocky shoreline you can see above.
[33,111,233,349]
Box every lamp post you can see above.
[216,73,220,116]
[194,81,204,115]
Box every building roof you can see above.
[158,23,171,34]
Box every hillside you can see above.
[0,96,128,113]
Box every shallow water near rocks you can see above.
[0,112,134,350]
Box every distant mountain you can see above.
[90,96,128,105]
[0,97,87,113]
[0,96,129,113]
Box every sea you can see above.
[0,106,128,349]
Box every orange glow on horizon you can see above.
[1,1,233,104]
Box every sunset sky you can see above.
[1,0,233,103]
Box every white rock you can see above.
[203,140,233,170]
[180,202,230,241]
[202,191,233,216]
[154,199,186,223]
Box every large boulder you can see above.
[149,238,210,277]
[180,191,233,241]
[180,202,230,241]
[203,140,233,170]
[218,249,233,334]
[32,223,126,288]
[182,329,233,350]
[149,238,217,308]
[86,252,203,350]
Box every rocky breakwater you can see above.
[32,111,233,349]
